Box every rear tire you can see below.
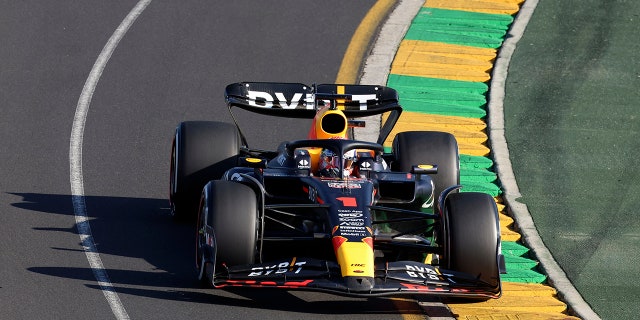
[443,192,501,293]
[392,131,459,200]
[196,180,258,286]
[170,121,241,220]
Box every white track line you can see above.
[70,1,152,319]
[488,1,600,319]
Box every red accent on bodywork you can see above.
[284,279,314,287]
[218,279,314,288]
[336,197,357,207]
[332,236,348,252]
[362,237,374,250]
[400,283,447,292]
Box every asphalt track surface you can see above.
[3,1,635,319]
[504,1,640,319]
[0,1,430,319]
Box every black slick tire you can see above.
[392,131,460,200]
[197,180,258,287]
[170,121,241,220]
[443,192,501,294]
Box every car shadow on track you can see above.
[12,192,424,315]
[12,192,195,287]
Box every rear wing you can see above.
[224,82,403,144]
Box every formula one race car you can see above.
[169,82,505,299]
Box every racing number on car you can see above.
[336,197,357,207]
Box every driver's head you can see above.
[318,148,357,178]
[308,106,348,140]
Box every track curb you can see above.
[357,0,601,319]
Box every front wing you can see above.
[212,258,501,299]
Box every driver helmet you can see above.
[318,148,357,178]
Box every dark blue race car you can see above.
[169,82,505,299]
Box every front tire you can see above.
[196,180,258,287]
[443,192,501,293]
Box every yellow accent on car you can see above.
[337,85,345,110]
[335,241,374,277]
